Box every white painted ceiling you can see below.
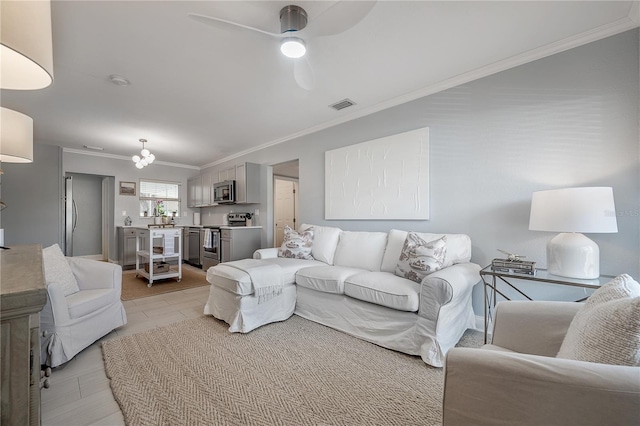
[1,1,637,168]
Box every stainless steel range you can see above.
[201,227,220,271]
[227,212,251,227]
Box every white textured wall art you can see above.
[325,127,429,220]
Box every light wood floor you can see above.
[41,264,210,426]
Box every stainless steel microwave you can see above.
[213,180,235,204]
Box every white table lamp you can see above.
[529,187,617,279]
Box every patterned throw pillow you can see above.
[42,243,80,296]
[395,233,446,283]
[557,274,640,366]
[278,226,314,260]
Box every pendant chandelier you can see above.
[132,138,155,169]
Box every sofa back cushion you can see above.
[380,229,472,273]
[299,224,341,265]
[333,231,388,271]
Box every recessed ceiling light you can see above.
[109,75,130,86]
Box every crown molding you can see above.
[62,148,200,170]
[201,12,640,170]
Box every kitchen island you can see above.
[134,227,182,286]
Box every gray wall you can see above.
[202,30,640,312]
[1,144,62,247]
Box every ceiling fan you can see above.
[188,1,376,90]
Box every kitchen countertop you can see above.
[219,226,262,229]
[118,225,262,229]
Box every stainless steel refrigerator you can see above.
[64,175,77,256]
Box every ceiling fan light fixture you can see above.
[280,37,306,59]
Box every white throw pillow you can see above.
[278,226,314,260]
[42,244,80,296]
[380,229,471,273]
[395,233,446,283]
[557,274,640,366]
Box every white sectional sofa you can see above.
[205,224,481,367]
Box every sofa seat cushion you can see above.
[65,289,116,319]
[296,266,367,294]
[208,258,325,296]
[344,272,420,312]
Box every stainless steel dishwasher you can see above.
[188,227,201,266]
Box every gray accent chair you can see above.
[443,301,640,426]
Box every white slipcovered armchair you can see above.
[442,300,640,425]
[40,245,127,367]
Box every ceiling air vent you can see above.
[329,98,356,111]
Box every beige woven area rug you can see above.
[121,267,208,301]
[102,315,482,426]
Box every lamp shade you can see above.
[529,187,618,233]
[0,107,34,163]
[1,0,54,90]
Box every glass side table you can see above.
[479,266,614,343]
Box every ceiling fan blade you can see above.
[188,13,284,39]
[293,57,315,91]
[305,1,376,38]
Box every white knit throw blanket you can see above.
[224,259,283,303]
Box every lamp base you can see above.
[547,232,599,279]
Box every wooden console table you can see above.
[0,245,47,426]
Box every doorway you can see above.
[272,160,299,248]
[65,172,114,259]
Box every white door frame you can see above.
[273,175,299,248]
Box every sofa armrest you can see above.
[253,248,278,259]
[443,348,640,426]
[491,301,582,357]
[67,258,122,293]
[418,262,480,319]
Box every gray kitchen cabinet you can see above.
[201,170,215,206]
[235,162,261,204]
[117,227,137,269]
[187,176,201,208]
[220,227,261,262]
[218,166,236,183]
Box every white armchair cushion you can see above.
[333,231,388,271]
[299,224,341,264]
[42,244,80,296]
[557,274,640,366]
[66,289,117,319]
[395,233,446,283]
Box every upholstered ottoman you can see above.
[204,258,320,333]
